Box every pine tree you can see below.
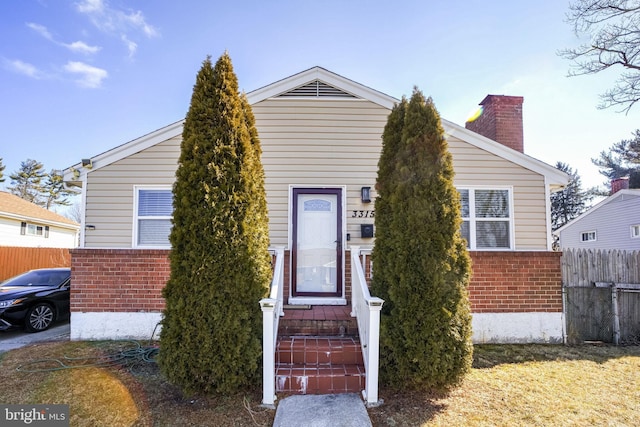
[551,162,592,231]
[9,159,46,205]
[371,89,473,390]
[42,169,80,209]
[158,53,271,395]
[592,129,640,191]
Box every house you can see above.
[63,67,569,345]
[555,186,640,250]
[0,191,79,248]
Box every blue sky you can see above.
[2,0,639,196]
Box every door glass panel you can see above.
[296,194,338,294]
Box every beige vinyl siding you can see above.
[449,136,548,249]
[252,98,387,247]
[84,138,180,247]
[84,97,549,251]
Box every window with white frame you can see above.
[20,222,49,238]
[580,231,597,242]
[134,187,173,247]
[458,188,512,249]
[631,224,640,238]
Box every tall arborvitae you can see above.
[371,88,473,390]
[158,53,271,395]
[370,97,407,314]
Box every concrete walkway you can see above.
[0,322,70,354]
[272,393,372,427]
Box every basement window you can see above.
[581,231,597,242]
[134,187,172,248]
[458,188,513,250]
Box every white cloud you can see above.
[67,40,101,54]
[121,35,137,58]
[27,22,100,55]
[27,22,54,41]
[5,59,42,79]
[75,0,104,14]
[64,61,107,88]
[123,10,159,38]
[75,0,159,57]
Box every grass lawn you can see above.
[0,342,638,426]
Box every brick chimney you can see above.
[611,177,629,195]
[465,95,524,153]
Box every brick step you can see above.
[276,336,363,366]
[275,364,366,395]
[278,318,358,336]
[275,336,365,395]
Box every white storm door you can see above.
[292,188,342,297]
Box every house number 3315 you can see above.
[352,210,375,218]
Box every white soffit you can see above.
[443,119,570,187]
[63,120,184,181]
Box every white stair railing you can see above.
[259,247,285,408]
[350,246,384,406]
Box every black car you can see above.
[0,268,71,332]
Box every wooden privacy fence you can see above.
[0,246,71,282]
[562,249,640,345]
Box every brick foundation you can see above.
[71,249,562,314]
[71,249,169,312]
[469,251,562,313]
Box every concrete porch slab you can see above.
[272,393,372,427]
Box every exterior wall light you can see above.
[361,186,371,203]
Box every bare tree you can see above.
[560,0,640,113]
[64,201,83,223]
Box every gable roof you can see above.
[246,66,397,109]
[554,189,640,235]
[0,191,80,229]
[63,66,568,188]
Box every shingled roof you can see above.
[0,191,79,229]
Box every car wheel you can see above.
[25,303,55,332]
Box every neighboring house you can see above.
[555,188,640,250]
[0,191,79,248]
[63,67,569,343]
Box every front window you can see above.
[134,187,172,247]
[631,224,640,238]
[459,188,512,249]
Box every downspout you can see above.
[78,174,88,248]
[561,279,567,345]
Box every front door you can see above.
[292,188,343,298]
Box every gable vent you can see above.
[278,80,357,98]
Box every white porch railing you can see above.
[259,247,285,407]
[350,246,384,406]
